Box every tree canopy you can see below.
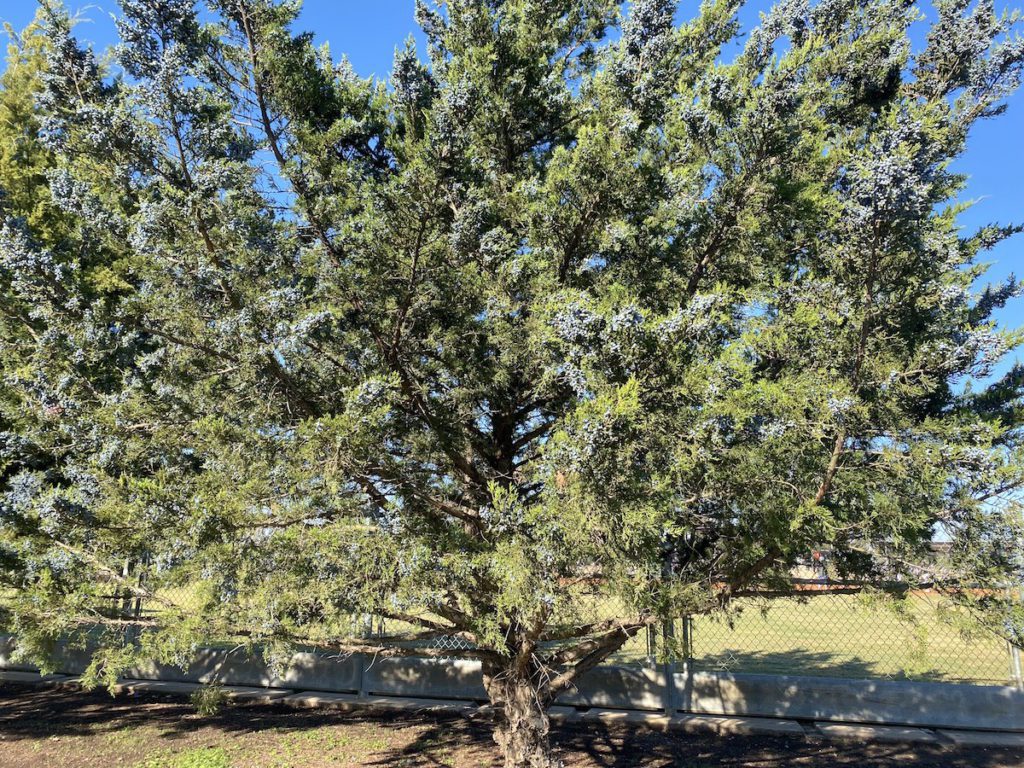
[1,0,1023,765]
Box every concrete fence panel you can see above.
[3,634,1022,732]
[363,657,487,700]
[676,669,1024,731]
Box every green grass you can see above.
[136,747,233,768]
[685,592,1014,684]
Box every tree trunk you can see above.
[487,674,561,768]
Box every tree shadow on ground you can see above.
[1,683,1021,768]
[381,716,1024,768]
[0,682,483,750]
[0,683,397,741]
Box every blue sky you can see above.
[2,0,1022,380]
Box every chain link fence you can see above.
[4,576,1020,687]
[677,586,1020,686]
[356,582,1021,686]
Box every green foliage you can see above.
[1,0,1024,762]
[190,684,228,717]
[136,747,232,768]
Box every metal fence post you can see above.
[1010,641,1023,691]
[356,656,369,699]
[1011,587,1024,691]
[677,614,694,713]
[662,617,677,715]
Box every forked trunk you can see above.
[487,674,562,768]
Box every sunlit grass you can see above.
[685,592,1013,684]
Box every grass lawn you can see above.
[1,683,1022,768]
[686,592,1014,685]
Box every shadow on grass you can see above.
[686,647,1007,684]
[690,648,880,678]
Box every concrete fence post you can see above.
[357,614,372,700]
[356,654,369,699]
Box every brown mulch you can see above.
[0,682,1020,767]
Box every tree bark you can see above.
[486,671,562,768]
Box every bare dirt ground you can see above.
[0,682,1021,768]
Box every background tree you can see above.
[2,0,1024,765]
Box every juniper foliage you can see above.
[2,1,1024,765]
